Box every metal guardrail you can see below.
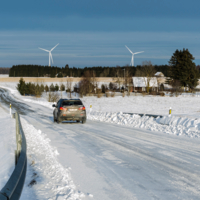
[123,112,163,118]
[0,112,27,200]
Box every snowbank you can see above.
[0,108,15,189]
[20,118,85,200]
[88,111,200,138]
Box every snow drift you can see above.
[88,111,200,138]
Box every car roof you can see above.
[61,98,81,101]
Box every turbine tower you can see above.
[125,45,144,67]
[39,43,59,67]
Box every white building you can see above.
[132,77,158,92]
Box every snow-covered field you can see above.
[1,83,200,199]
[0,74,9,78]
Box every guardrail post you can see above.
[12,113,15,119]
[15,150,18,166]
[10,104,11,117]
[169,107,172,117]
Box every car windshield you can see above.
[62,100,83,106]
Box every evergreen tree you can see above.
[50,83,55,91]
[26,82,33,95]
[35,84,42,96]
[17,78,26,95]
[40,84,45,92]
[55,84,59,91]
[60,84,65,91]
[168,49,199,90]
[45,85,49,92]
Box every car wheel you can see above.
[77,120,80,123]
[82,117,86,124]
[57,117,61,124]
[53,115,57,122]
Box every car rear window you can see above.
[62,100,83,106]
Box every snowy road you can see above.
[1,88,200,199]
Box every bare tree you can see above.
[47,92,60,102]
[85,70,94,94]
[91,70,98,94]
[0,67,10,74]
[168,79,182,97]
[78,70,95,96]
[66,78,73,98]
[113,66,123,91]
[135,61,156,93]
[124,67,133,94]
[156,77,163,92]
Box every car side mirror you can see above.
[52,104,56,107]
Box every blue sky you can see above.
[0,0,200,68]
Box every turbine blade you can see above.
[39,47,50,52]
[134,51,144,55]
[50,43,59,51]
[125,45,134,54]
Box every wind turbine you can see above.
[39,43,59,67]
[125,45,144,67]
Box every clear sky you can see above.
[0,0,200,68]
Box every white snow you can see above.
[1,83,200,199]
[0,107,15,190]
[20,118,85,200]
[88,111,200,138]
[0,74,9,78]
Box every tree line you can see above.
[8,48,200,93]
[0,67,10,74]
[9,64,170,78]
[13,48,200,99]
[17,78,66,96]
[16,48,200,98]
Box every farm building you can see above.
[132,77,158,92]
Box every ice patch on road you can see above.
[88,111,200,138]
[20,118,85,200]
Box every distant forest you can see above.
[9,64,171,77]
[0,67,10,74]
